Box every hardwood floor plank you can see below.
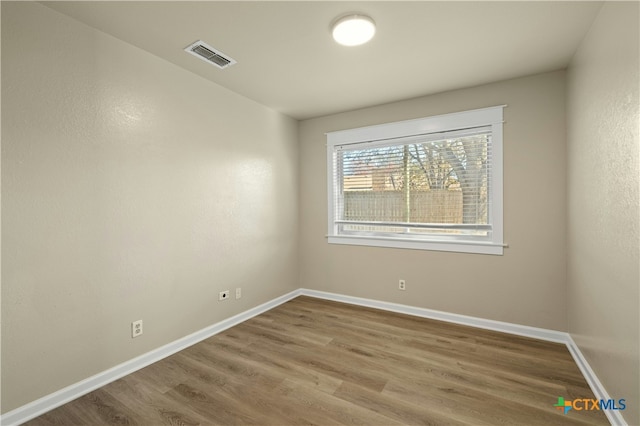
[202,336,344,395]
[333,381,468,426]
[23,296,609,426]
[273,379,404,426]
[21,405,86,426]
[240,333,389,393]
[381,377,595,426]
[103,376,211,426]
[61,389,139,426]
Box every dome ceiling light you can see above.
[331,14,376,46]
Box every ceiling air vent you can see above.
[184,40,237,69]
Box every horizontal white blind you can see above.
[332,126,492,238]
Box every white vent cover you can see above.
[184,40,237,69]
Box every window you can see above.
[326,106,505,255]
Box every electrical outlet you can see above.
[236,288,242,299]
[132,320,143,338]
[219,290,230,301]
[398,279,406,291]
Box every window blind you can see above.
[331,126,493,239]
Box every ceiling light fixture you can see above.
[331,14,376,46]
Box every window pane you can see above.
[338,131,491,232]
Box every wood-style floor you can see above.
[25,296,609,425]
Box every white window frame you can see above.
[326,105,505,255]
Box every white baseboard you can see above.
[0,289,302,426]
[2,288,624,426]
[564,335,627,426]
[299,289,569,343]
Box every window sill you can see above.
[327,235,505,255]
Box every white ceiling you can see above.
[44,1,603,120]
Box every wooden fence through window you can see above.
[343,190,463,224]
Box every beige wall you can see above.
[1,2,298,413]
[566,2,639,425]
[299,71,567,331]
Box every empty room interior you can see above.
[1,1,639,425]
